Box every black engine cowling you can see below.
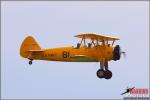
[113,45,121,61]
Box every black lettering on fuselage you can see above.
[42,54,56,57]
[62,51,69,58]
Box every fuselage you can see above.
[30,45,114,62]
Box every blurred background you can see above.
[1,1,149,99]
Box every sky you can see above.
[1,1,149,99]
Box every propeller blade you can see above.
[122,52,126,58]
[121,51,126,58]
[119,47,126,58]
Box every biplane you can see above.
[20,33,125,79]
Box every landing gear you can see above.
[97,69,105,78]
[29,60,32,65]
[104,70,112,79]
[96,61,112,79]
[28,58,33,65]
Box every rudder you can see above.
[20,36,41,58]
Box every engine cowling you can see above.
[113,45,121,61]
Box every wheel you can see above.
[97,69,105,78]
[29,61,32,65]
[104,70,112,79]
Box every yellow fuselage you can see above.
[30,45,114,62]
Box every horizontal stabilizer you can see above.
[27,50,45,52]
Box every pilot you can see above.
[76,43,81,48]
[88,43,91,48]
[102,40,105,45]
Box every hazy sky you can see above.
[1,1,149,99]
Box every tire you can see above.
[97,69,105,78]
[29,61,32,65]
[104,70,112,79]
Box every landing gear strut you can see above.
[97,61,112,79]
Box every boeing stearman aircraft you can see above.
[20,33,125,79]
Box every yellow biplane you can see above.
[20,33,125,79]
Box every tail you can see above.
[20,36,41,58]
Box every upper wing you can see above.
[74,33,119,41]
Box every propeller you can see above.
[120,49,126,58]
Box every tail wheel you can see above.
[29,60,32,65]
[104,70,112,79]
[96,69,105,78]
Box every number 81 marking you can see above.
[62,51,69,58]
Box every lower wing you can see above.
[70,55,98,62]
